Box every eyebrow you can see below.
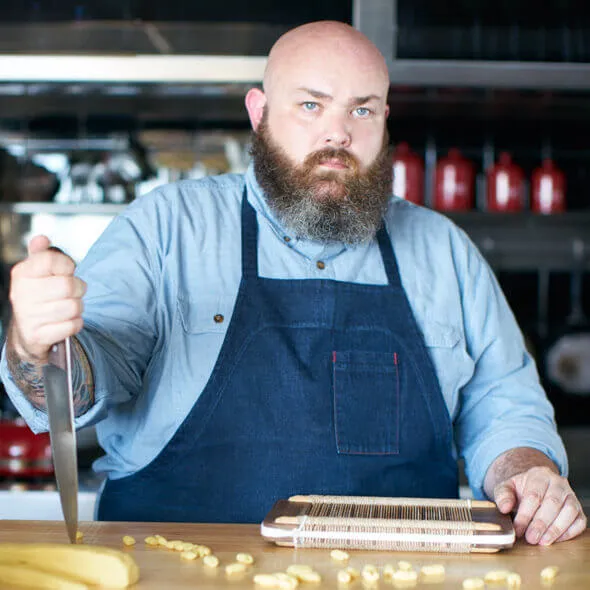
[296,87,382,105]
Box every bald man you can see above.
[2,22,586,542]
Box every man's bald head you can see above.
[263,21,389,99]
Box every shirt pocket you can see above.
[175,294,237,390]
[332,350,400,455]
[420,320,473,417]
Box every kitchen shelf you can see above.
[0,202,588,271]
[0,54,267,84]
[1,53,589,91]
[387,60,590,91]
[354,0,590,91]
[445,211,590,271]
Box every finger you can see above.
[552,512,588,543]
[30,319,85,350]
[12,276,87,305]
[522,478,572,544]
[23,298,84,327]
[512,476,550,539]
[532,488,579,545]
[12,249,76,279]
[27,235,51,256]
[494,480,518,514]
[9,316,84,363]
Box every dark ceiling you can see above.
[0,1,353,25]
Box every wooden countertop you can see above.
[0,521,588,589]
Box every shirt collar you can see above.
[245,163,347,262]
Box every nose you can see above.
[323,116,352,148]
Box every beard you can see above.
[250,115,393,245]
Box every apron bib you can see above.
[98,189,458,522]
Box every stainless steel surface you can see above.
[42,337,78,543]
[0,54,267,84]
[0,21,283,56]
[386,60,590,90]
[0,15,587,90]
[443,211,590,272]
[353,0,396,60]
[354,1,590,90]
[3,49,590,90]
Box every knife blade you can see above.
[42,336,78,543]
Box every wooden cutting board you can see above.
[0,521,588,589]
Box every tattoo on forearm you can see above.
[70,337,95,417]
[6,336,95,417]
[6,346,46,410]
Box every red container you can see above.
[531,159,566,214]
[434,148,475,211]
[486,152,526,212]
[392,142,424,205]
[0,419,53,478]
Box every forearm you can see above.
[483,446,560,499]
[6,326,95,417]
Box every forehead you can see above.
[269,42,389,102]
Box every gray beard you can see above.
[250,121,393,245]
[270,185,385,245]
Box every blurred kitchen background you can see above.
[1,1,590,518]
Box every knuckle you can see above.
[524,489,544,506]
[562,493,579,511]
[59,276,77,298]
[75,278,87,295]
[544,522,563,540]
[74,298,84,316]
[531,516,549,531]
[545,494,564,509]
[72,317,84,334]
[67,298,82,318]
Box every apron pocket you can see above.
[332,350,400,455]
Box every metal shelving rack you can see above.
[0,6,587,273]
[354,0,590,90]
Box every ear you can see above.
[245,87,267,131]
[384,104,390,119]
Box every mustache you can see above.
[303,148,360,172]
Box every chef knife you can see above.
[42,336,78,543]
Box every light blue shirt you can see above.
[1,164,567,499]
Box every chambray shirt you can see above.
[1,164,567,499]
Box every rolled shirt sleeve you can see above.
[0,196,164,434]
[453,229,568,498]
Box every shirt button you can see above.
[213,314,224,323]
[316,261,326,270]
[283,236,291,243]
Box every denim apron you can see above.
[98,189,459,522]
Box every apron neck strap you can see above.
[242,185,401,286]
[376,222,402,286]
[241,186,259,279]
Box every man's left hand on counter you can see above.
[484,447,588,545]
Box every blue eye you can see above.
[354,107,372,117]
[302,102,319,111]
